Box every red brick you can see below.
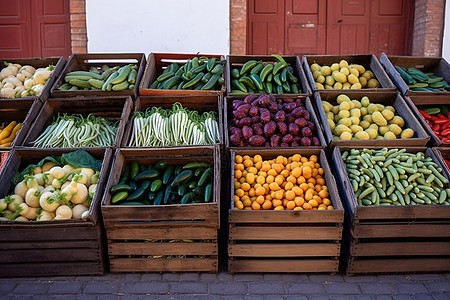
[70,14,86,21]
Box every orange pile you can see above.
[233,154,334,211]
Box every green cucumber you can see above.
[204,183,213,203]
[154,161,168,171]
[110,183,131,193]
[177,185,188,196]
[201,74,220,90]
[211,64,223,75]
[249,74,263,90]
[272,61,288,75]
[232,79,248,93]
[111,65,132,84]
[183,162,211,169]
[112,80,129,91]
[181,192,195,204]
[88,78,105,89]
[198,167,213,187]
[231,68,240,79]
[239,76,257,90]
[162,165,175,184]
[250,62,264,75]
[206,57,217,72]
[125,187,145,202]
[259,64,274,82]
[171,170,194,186]
[133,169,160,181]
[150,179,163,192]
[111,191,129,204]
[240,60,258,75]
[153,190,164,205]
[127,68,137,84]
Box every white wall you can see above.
[444,0,450,60]
[85,0,230,55]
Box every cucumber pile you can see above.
[230,54,302,94]
[149,57,225,91]
[394,66,450,92]
[58,64,138,91]
[110,160,214,205]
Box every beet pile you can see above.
[228,94,320,147]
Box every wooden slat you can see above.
[353,224,450,238]
[0,248,102,263]
[109,257,218,273]
[355,205,450,220]
[106,226,218,240]
[108,242,217,256]
[229,210,343,224]
[228,259,338,273]
[348,258,450,274]
[0,240,100,250]
[229,243,340,257]
[0,225,101,242]
[102,204,218,226]
[229,226,342,241]
[351,241,450,256]
[0,262,104,277]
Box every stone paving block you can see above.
[180,273,200,281]
[233,274,264,282]
[377,275,411,283]
[396,283,428,294]
[222,296,245,300]
[263,296,287,300]
[424,282,450,293]
[285,296,308,300]
[13,283,49,295]
[218,272,234,281]
[308,275,345,283]
[408,274,445,281]
[199,273,218,281]
[285,283,325,295]
[324,282,361,294]
[97,295,120,300]
[242,296,266,300]
[360,283,398,295]
[331,296,359,300]
[309,296,332,300]
[209,282,247,295]
[352,295,372,300]
[391,295,414,300]
[170,282,208,294]
[247,283,286,295]
[0,282,16,294]
[344,275,378,283]
[433,292,450,300]
[140,273,162,281]
[83,282,121,294]
[161,273,181,281]
[48,282,83,294]
[75,295,97,300]
[122,282,169,294]
[411,294,435,300]
[277,274,309,283]
[178,295,222,300]
[372,296,393,300]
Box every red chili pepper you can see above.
[441,120,450,130]
[443,138,450,144]
[445,159,450,168]
[447,112,450,117]
[441,128,450,136]
[437,113,448,120]
[418,109,433,120]
[433,124,440,131]
[430,116,440,121]
[434,119,448,125]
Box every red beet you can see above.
[244,94,258,104]
[252,123,264,136]
[249,105,259,116]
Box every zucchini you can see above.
[162,165,175,185]
[272,61,288,75]
[150,179,163,192]
[259,64,274,82]
[163,184,172,204]
[181,192,195,204]
[206,57,217,72]
[231,68,240,79]
[201,74,220,90]
[110,183,131,193]
[153,190,164,205]
[204,183,213,203]
[183,161,211,169]
[112,80,129,91]
[250,62,264,75]
[177,185,188,196]
[240,60,258,75]
[140,180,151,190]
[198,167,213,187]
[111,191,129,204]
[125,187,145,202]
[111,65,132,84]
[133,169,160,181]
[171,170,193,186]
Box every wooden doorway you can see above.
[247,0,414,56]
[0,0,71,59]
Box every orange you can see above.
[280,169,290,178]
[286,175,297,184]
[239,177,246,184]
[294,197,305,207]
[272,199,283,207]
[243,198,252,207]
[234,195,239,202]
[304,191,313,201]
[282,199,289,207]
[265,194,272,201]
[234,169,242,179]
[272,163,283,174]
[292,167,302,178]
[327,205,334,210]
[254,154,263,163]
[275,175,284,185]
[263,183,270,193]
[269,182,281,191]
[300,182,309,192]
[255,186,266,196]
[293,207,303,211]
[285,163,291,171]
[254,161,262,170]
[256,195,265,205]
[235,155,243,164]
[275,190,284,200]
[266,175,274,184]
[234,181,241,190]
[261,162,271,172]
[235,163,244,171]
[267,169,278,176]
[318,189,329,199]
[309,155,318,163]
[292,154,301,162]
[308,199,319,207]
[285,190,295,201]
[274,206,285,210]
[314,184,322,192]
[318,206,326,210]
[291,161,301,169]
[284,182,294,191]
[300,156,308,163]
[286,200,296,210]
[312,168,319,178]
[251,201,261,210]
[248,188,256,197]
[280,181,287,189]
[241,182,250,191]
[303,166,312,179]
[316,177,325,186]
[247,167,258,175]
[297,176,306,185]
[323,198,332,206]
[292,186,303,196]
[313,195,323,204]
[235,188,244,197]
[262,200,273,210]
[243,159,253,168]
[307,177,316,185]
[318,168,324,176]
[246,173,255,184]
[276,155,285,164]
[302,202,313,210]
[244,207,252,210]
[234,200,244,209]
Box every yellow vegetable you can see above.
[342,82,351,89]
[367,104,378,114]
[401,128,415,139]
[336,94,351,104]
[338,110,350,119]
[350,125,363,133]
[354,131,370,140]
[333,82,343,89]
[381,109,395,121]
[351,83,362,89]
[340,132,352,140]
[367,78,380,88]
[349,64,365,75]
[384,131,397,139]
[378,126,390,136]
[389,116,405,127]
[338,118,352,127]
[372,111,387,126]
[321,66,331,76]
[359,76,367,87]
[340,67,350,76]
[310,63,321,72]
[350,116,360,125]
[334,124,352,136]
[365,128,378,139]
[339,60,349,68]
[359,120,370,129]
[332,71,347,83]
[389,124,402,136]
[348,74,359,85]
[316,82,324,89]
[361,96,370,107]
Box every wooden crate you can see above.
[380,53,450,101]
[101,146,221,273]
[228,148,344,273]
[226,55,311,97]
[314,92,430,149]
[19,97,133,149]
[0,148,112,277]
[0,57,66,102]
[121,95,224,147]
[139,53,226,96]
[223,95,326,149]
[0,99,42,149]
[50,53,146,99]
[303,55,396,95]
[403,96,450,147]
[332,146,450,275]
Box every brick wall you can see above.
[230,0,246,54]
[69,0,87,53]
[412,0,445,57]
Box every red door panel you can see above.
[327,0,371,55]
[0,0,30,58]
[247,0,284,55]
[285,0,326,55]
[369,0,414,56]
[0,0,70,59]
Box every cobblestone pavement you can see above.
[1,272,449,299]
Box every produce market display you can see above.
[394,66,450,91]
[418,105,450,144]
[322,94,414,140]
[0,152,7,169]
[0,61,55,98]
[128,102,220,147]
[149,56,225,91]
[0,121,22,147]
[0,150,101,221]
[230,54,302,94]
[342,148,450,206]
[233,153,334,210]
[58,64,138,91]
[309,59,380,90]
[229,94,320,147]
[110,160,213,205]
[30,113,118,148]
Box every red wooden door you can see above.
[0,0,70,59]
[327,0,371,55]
[368,0,414,56]
[247,0,284,55]
[284,0,326,55]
